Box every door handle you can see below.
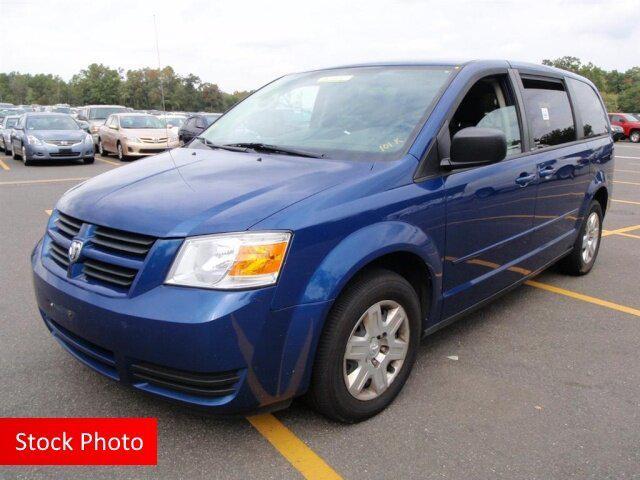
[538,165,556,178]
[515,173,536,187]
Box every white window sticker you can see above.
[541,107,550,121]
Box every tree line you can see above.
[0,63,252,112]
[1,57,638,112]
[542,56,639,112]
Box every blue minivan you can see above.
[31,60,613,422]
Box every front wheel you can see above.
[307,268,421,423]
[558,201,602,275]
[12,144,20,160]
[22,146,32,166]
[117,142,127,161]
[98,139,106,156]
[629,130,640,143]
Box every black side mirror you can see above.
[443,127,507,169]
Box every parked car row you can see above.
[0,103,223,165]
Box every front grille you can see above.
[46,140,80,146]
[93,226,155,257]
[83,258,138,288]
[56,212,82,239]
[50,152,81,158]
[49,241,70,269]
[46,317,118,380]
[46,211,157,293]
[139,148,168,154]
[140,137,168,143]
[130,362,240,398]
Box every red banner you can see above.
[0,418,157,465]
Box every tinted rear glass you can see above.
[521,78,576,148]
[89,107,127,120]
[567,79,608,137]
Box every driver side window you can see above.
[450,75,522,157]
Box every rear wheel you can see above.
[12,143,20,160]
[307,268,421,423]
[558,201,602,275]
[630,130,640,143]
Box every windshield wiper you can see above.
[195,137,250,152]
[224,142,324,158]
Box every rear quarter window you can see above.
[567,78,608,137]
[521,77,576,148]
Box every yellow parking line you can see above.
[612,198,640,206]
[96,157,121,166]
[247,414,342,480]
[614,180,640,186]
[601,224,640,237]
[45,209,52,216]
[614,232,640,240]
[526,280,640,317]
[0,158,9,171]
[0,177,89,186]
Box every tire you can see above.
[558,201,603,275]
[22,146,32,166]
[117,142,126,161]
[4,143,10,156]
[629,130,640,143]
[12,144,19,160]
[98,139,106,156]
[83,157,95,164]
[307,268,421,423]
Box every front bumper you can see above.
[31,239,329,414]
[124,140,180,157]
[26,142,94,160]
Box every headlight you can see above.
[90,125,99,133]
[169,134,178,142]
[84,133,93,143]
[27,135,42,145]
[612,125,623,133]
[165,231,291,289]
[127,136,142,143]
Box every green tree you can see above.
[69,64,122,105]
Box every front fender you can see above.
[299,221,443,322]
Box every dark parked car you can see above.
[10,113,95,165]
[32,60,612,422]
[178,113,221,144]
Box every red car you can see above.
[608,113,640,143]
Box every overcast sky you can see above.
[1,0,638,92]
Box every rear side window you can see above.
[521,77,575,148]
[567,79,608,137]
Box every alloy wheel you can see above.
[581,211,600,264]
[631,131,640,143]
[343,300,410,401]
[117,144,123,160]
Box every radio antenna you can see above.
[153,14,167,115]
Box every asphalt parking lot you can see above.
[1,143,639,480]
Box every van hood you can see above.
[57,146,372,238]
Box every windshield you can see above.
[205,114,221,124]
[5,118,18,127]
[623,114,639,122]
[26,116,79,130]
[119,115,164,129]
[162,116,185,127]
[89,107,127,120]
[52,107,70,114]
[199,66,453,160]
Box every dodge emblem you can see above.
[68,239,83,263]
